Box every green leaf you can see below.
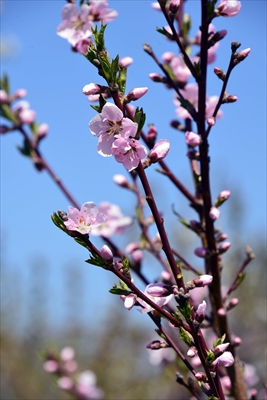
[90,94,107,113]
[179,327,193,346]
[163,64,176,82]
[0,74,9,93]
[0,104,18,123]
[213,333,226,348]
[110,55,119,84]
[207,0,217,16]
[134,107,146,133]
[235,272,246,289]
[109,284,130,296]
[182,14,191,39]
[205,349,215,365]
[117,67,127,94]
[73,237,88,249]
[84,44,98,64]
[51,212,68,233]
[85,254,104,268]
[99,52,111,82]
[93,24,107,52]
[17,138,32,157]
[156,27,173,40]
[178,302,193,322]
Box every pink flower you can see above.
[64,202,107,235]
[126,87,148,101]
[58,376,73,390]
[100,245,113,263]
[113,174,129,188]
[13,101,36,124]
[83,83,101,96]
[121,293,137,310]
[170,55,191,83]
[137,284,174,314]
[196,300,207,316]
[37,123,49,139]
[56,4,93,46]
[218,241,231,254]
[112,136,147,171]
[212,351,234,368]
[214,342,230,355]
[90,202,132,237]
[146,283,172,297]
[216,0,241,17]
[43,360,59,373]
[185,131,202,147]
[119,57,133,68]
[209,206,220,221]
[192,275,213,287]
[60,347,75,361]
[76,370,104,399]
[0,89,9,103]
[74,38,91,54]
[194,247,209,258]
[89,102,138,156]
[148,139,170,163]
[88,0,118,23]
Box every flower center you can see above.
[106,120,123,136]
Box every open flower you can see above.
[90,202,132,237]
[137,284,174,314]
[89,102,138,157]
[64,202,107,234]
[88,0,118,23]
[216,0,241,17]
[56,4,93,46]
[112,136,147,171]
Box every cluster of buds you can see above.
[43,347,104,399]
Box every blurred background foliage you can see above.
[1,192,266,400]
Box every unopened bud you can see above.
[57,376,73,390]
[169,0,180,14]
[218,241,231,254]
[170,119,184,130]
[222,94,238,103]
[193,275,213,287]
[162,51,175,64]
[0,89,9,103]
[214,67,226,81]
[113,174,130,188]
[43,360,59,373]
[149,73,165,82]
[18,108,36,124]
[119,56,133,68]
[0,125,10,134]
[101,245,114,264]
[214,342,230,356]
[215,190,231,206]
[60,347,75,361]
[194,247,210,258]
[147,282,173,297]
[233,48,251,65]
[83,83,101,95]
[185,131,202,147]
[126,87,148,101]
[148,139,170,163]
[12,88,27,100]
[187,346,197,358]
[226,297,239,311]
[37,123,49,140]
[207,117,216,126]
[195,372,208,382]
[209,206,220,221]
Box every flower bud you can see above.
[193,275,213,287]
[222,94,238,103]
[63,360,78,373]
[214,67,226,81]
[113,174,129,188]
[83,83,101,95]
[57,376,73,390]
[100,245,114,264]
[43,360,59,373]
[123,293,137,310]
[169,0,180,14]
[233,48,251,66]
[216,233,228,242]
[195,372,208,382]
[146,282,173,297]
[37,123,49,140]
[187,346,197,358]
[60,347,75,361]
[217,307,226,316]
[119,56,133,68]
[218,241,231,254]
[196,300,206,323]
[149,73,165,82]
[126,87,148,101]
[214,342,230,356]
[18,108,36,124]
[212,351,234,368]
[74,38,91,54]
[148,139,170,163]
[209,206,220,221]
[0,125,10,134]
[207,117,215,126]
[216,0,241,17]
[215,190,231,207]
[194,247,210,258]
[226,297,238,311]
[162,51,175,64]
[0,89,9,103]
[146,340,168,349]
[12,88,27,100]
[185,131,202,147]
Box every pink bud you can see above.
[217,307,226,316]
[219,190,231,200]
[223,94,238,103]
[215,351,234,367]
[151,2,161,11]
[194,247,209,258]
[226,297,239,311]
[185,131,202,147]
[149,73,164,82]
[146,282,172,297]
[161,271,172,281]
[187,346,197,358]
[195,372,208,382]
[123,293,137,310]
[113,174,129,188]
[233,336,242,346]
[12,88,27,99]
[234,48,251,65]
[100,245,113,263]
[193,275,213,287]
[214,67,226,81]
[214,342,230,355]
[146,340,162,349]
[18,108,36,124]
[43,360,59,373]
[196,300,207,316]
[162,51,175,64]
[218,241,231,254]
[83,83,101,95]
[57,376,73,390]
[221,375,232,390]
[0,89,9,103]
[63,360,78,373]
[127,87,148,101]
[207,117,215,126]
[0,125,9,134]
[60,347,75,361]
[209,206,220,221]
[125,242,140,253]
[132,249,143,263]
[119,56,133,68]
[74,38,91,54]
[169,0,180,14]
[37,123,49,139]
[148,139,170,163]
[216,0,241,17]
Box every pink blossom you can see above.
[174,83,223,120]
[58,376,73,390]
[43,360,59,373]
[64,202,107,235]
[56,4,93,46]
[209,206,220,221]
[214,342,230,355]
[74,38,91,54]
[151,2,161,11]
[13,101,36,124]
[132,249,143,263]
[113,174,129,188]
[218,241,231,254]
[122,293,137,310]
[185,131,202,147]
[90,202,132,236]
[196,300,207,316]
[149,73,164,82]
[89,102,138,157]
[170,55,191,83]
[146,283,172,297]
[187,347,197,358]
[100,245,113,263]
[60,346,75,361]
[12,88,27,100]
[148,139,170,163]
[218,190,231,200]
[148,347,176,365]
[37,123,49,139]
[126,87,148,101]
[137,284,174,314]
[76,370,104,399]
[83,83,101,96]
[194,247,209,258]
[119,57,133,68]
[63,360,78,373]
[192,275,213,288]
[162,51,175,64]
[217,0,241,17]
[88,0,118,23]
[212,351,234,368]
[0,89,9,103]
[112,136,147,171]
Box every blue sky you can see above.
[1,1,266,328]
